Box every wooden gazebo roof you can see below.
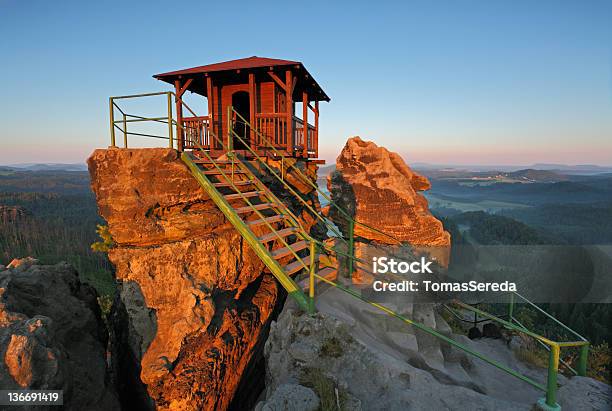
[153,56,330,102]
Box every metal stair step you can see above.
[213,180,253,187]
[234,203,276,214]
[315,266,337,281]
[298,266,338,291]
[247,214,285,227]
[202,169,246,175]
[224,191,263,201]
[282,259,309,276]
[193,159,236,164]
[258,227,298,243]
[271,240,308,259]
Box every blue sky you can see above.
[0,0,610,165]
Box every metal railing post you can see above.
[122,114,128,148]
[539,344,560,410]
[578,344,589,377]
[348,218,355,277]
[109,98,116,147]
[308,240,316,314]
[508,292,515,323]
[227,106,233,152]
[167,92,174,148]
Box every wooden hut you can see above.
[154,56,329,159]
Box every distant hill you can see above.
[431,178,612,205]
[0,169,91,194]
[530,163,612,174]
[505,169,569,183]
[413,163,612,175]
[419,168,570,183]
[317,164,336,177]
[4,163,88,172]
[318,164,593,188]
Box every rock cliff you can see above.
[0,260,118,410]
[258,299,611,410]
[328,137,450,254]
[88,147,318,410]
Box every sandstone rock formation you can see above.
[6,257,39,270]
[0,205,29,224]
[328,137,450,258]
[0,262,118,410]
[88,147,319,410]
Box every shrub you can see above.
[587,343,611,384]
[91,224,114,252]
[300,368,346,411]
[97,294,113,319]
[320,337,343,358]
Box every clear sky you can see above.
[0,0,610,166]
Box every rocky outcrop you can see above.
[259,303,515,410]
[328,137,450,263]
[0,206,29,223]
[0,262,118,410]
[557,376,612,410]
[6,257,39,270]
[259,298,609,410]
[88,147,318,410]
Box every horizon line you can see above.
[3,160,612,169]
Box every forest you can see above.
[1,166,610,382]
[0,170,114,297]
[501,203,612,244]
[438,207,610,382]
[440,211,611,345]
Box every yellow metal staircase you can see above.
[181,150,334,312]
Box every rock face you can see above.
[0,262,118,410]
[328,137,450,250]
[6,257,39,270]
[0,205,29,223]
[557,376,612,410]
[88,148,318,410]
[259,304,520,410]
[259,298,607,411]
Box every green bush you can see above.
[587,343,611,384]
[91,224,114,252]
[320,337,344,358]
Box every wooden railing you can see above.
[108,92,317,157]
[182,116,210,149]
[293,116,316,154]
[254,113,287,148]
[254,113,316,155]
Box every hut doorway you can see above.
[231,91,250,149]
